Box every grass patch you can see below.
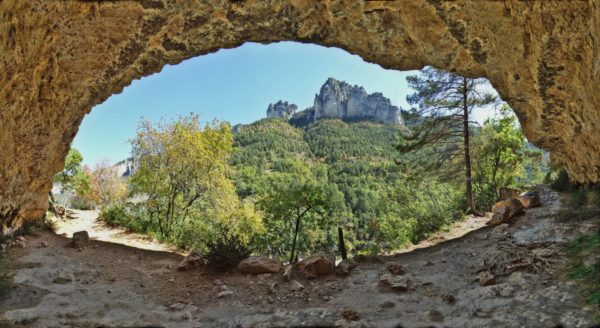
[555,187,600,222]
[567,233,600,321]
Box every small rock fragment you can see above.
[283,264,293,282]
[291,280,304,291]
[479,271,496,286]
[178,251,204,271]
[385,262,405,275]
[425,309,444,322]
[217,290,234,298]
[378,274,409,292]
[441,292,456,305]
[335,258,357,276]
[53,275,72,284]
[40,241,49,248]
[169,303,185,311]
[342,309,360,321]
[380,301,395,308]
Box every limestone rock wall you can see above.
[1,0,599,229]
[312,78,402,124]
[267,101,298,120]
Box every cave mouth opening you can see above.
[49,40,547,259]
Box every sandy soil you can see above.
[0,187,597,328]
[51,210,179,253]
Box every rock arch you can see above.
[1,0,599,228]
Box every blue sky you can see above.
[72,41,496,166]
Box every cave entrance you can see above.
[51,41,547,259]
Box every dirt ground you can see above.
[0,187,597,328]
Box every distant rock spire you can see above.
[266,100,298,120]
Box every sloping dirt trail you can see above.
[0,187,597,328]
[51,209,178,253]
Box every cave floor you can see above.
[0,188,597,328]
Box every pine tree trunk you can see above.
[338,227,347,260]
[289,215,301,264]
[462,77,476,211]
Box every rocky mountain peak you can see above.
[271,78,404,127]
[266,100,298,120]
[312,78,402,125]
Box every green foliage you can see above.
[55,148,94,209]
[130,114,238,237]
[567,233,600,321]
[203,223,252,271]
[230,118,467,257]
[399,67,496,182]
[471,106,528,209]
[305,120,401,162]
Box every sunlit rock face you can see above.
[267,101,298,120]
[1,0,599,229]
[313,78,402,124]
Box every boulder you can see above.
[518,191,541,208]
[237,256,281,275]
[335,258,357,276]
[71,230,89,249]
[487,198,525,225]
[499,187,521,200]
[178,251,204,271]
[297,254,335,279]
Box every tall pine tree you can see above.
[398,67,496,212]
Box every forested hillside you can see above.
[230,118,461,255]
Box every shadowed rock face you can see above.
[0,1,599,229]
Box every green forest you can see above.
[58,68,549,266]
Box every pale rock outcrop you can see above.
[312,78,402,125]
[267,100,297,120]
[289,78,403,126]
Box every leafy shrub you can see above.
[203,224,252,271]
[99,203,152,233]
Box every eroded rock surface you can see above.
[1,1,600,228]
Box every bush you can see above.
[99,203,152,233]
[203,224,252,271]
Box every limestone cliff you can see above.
[267,101,297,120]
[1,1,600,229]
[272,78,402,126]
[312,78,402,124]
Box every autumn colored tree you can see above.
[130,114,236,237]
